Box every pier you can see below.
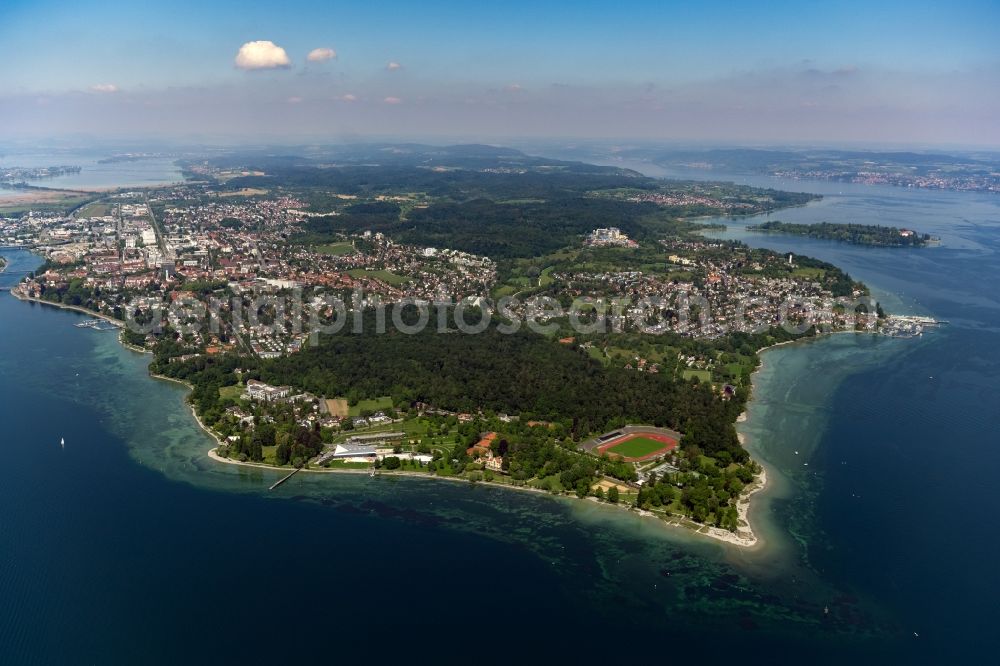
[268,467,301,490]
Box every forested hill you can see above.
[250,314,747,462]
[224,164,649,201]
[297,197,666,258]
[200,142,646,176]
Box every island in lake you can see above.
[747,220,935,247]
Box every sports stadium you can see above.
[581,425,681,462]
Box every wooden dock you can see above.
[269,467,301,490]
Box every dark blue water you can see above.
[2,177,1000,663]
[702,181,1000,661]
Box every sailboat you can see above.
[60,437,65,448]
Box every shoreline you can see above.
[147,357,766,547]
[203,442,768,547]
[10,289,125,328]
[5,267,773,548]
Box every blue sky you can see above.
[1,0,998,144]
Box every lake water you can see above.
[0,151,182,199]
[2,171,1000,663]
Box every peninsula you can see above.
[2,144,937,547]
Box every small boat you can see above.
[60,437,65,448]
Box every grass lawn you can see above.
[349,396,394,417]
[607,436,671,458]
[681,369,712,383]
[586,346,608,364]
[538,265,556,287]
[317,242,355,256]
[528,474,565,493]
[323,460,371,470]
[218,385,244,401]
[792,267,827,280]
[346,268,409,285]
[400,418,440,437]
[77,201,114,217]
[493,285,517,298]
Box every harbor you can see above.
[74,318,118,331]
[882,314,945,338]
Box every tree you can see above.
[607,486,619,504]
[275,441,291,465]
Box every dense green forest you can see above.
[152,309,749,463]
[224,164,649,202]
[297,197,667,258]
[748,221,931,247]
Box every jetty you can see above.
[269,467,301,490]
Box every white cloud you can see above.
[235,40,292,70]
[89,83,119,93]
[340,93,358,102]
[386,61,402,71]
[383,96,402,104]
[307,47,337,62]
[504,83,522,92]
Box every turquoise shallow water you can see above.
[2,176,1000,663]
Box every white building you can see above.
[245,380,291,402]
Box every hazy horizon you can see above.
[2,0,998,147]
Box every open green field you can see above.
[77,201,114,218]
[538,265,557,287]
[504,276,532,288]
[681,369,712,383]
[586,345,607,364]
[218,385,244,401]
[792,267,827,280]
[607,436,671,458]
[317,242,355,256]
[346,268,409,285]
[493,285,518,297]
[349,396,394,416]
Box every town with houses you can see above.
[2,181,934,370]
